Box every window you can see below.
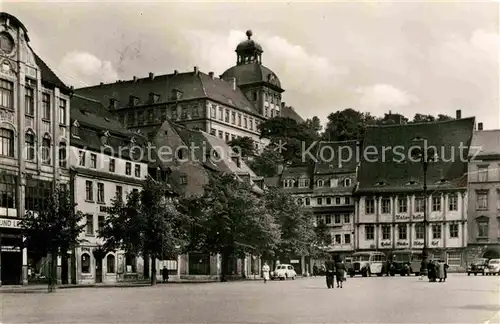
[298,178,309,188]
[432,196,441,212]
[125,162,131,175]
[344,214,350,223]
[344,178,352,187]
[305,198,310,205]
[25,133,35,161]
[0,79,13,109]
[415,224,424,240]
[210,128,216,136]
[365,225,375,240]
[283,179,294,188]
[448,194,458,211]
[317,197,323,205]
[398,224,407,240]
[316,215,323,224]
[210,106,216,118]
[244,117,248,128]
[59,99,67,125]
[365,198,375,214]
[106,254,115,273]
[477,219,488,237]
[25,87,34,115]
[398,197,407,213]
[231,112,236,124]
[449,223,459,238]
[41,136,51,164]
[476,192,488,210]
[116,185,123,201]
[334,234,341,244]
[109,159,115,172]
[497,191,500,210]
[297,198,303,205]
[334,214,341,224]
[90,153,97,168]
[0,174,16,211]
[382,225,391,240]
[344,234,351,244]
[325,215,332,224]
[85,181,93,201]
[97,215,105,234]
[330,178,338,187]
[85,214,93,234]
[180,175,187,184]
[58,142,67,167]
[381,198,391,214]
[134,165,141,177]
[24,179,51,212]
[97,183,104,203]
[250,119,253,130]
[81,254,91,273]
[446,252,461,267]
[225,110,229,122]
[345,197,351,205]
[478,166,488,182]
[335,197,342,205]
[218,130,223,139]
[317,179,324,187]
[42,93,50,120]
[326,197,331,205]
[415,197,425,213]
[225,133,230,142]
[79,151,85,166]
[432,224,441,239]
[0,128,14,157]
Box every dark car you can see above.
[467,258,489,276]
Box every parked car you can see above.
[344,257,354,273]
[486,259,500,275]
[389,250,423,276]
[271,264,297,280]
[467,258,489,276]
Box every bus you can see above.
[349,251,387,277]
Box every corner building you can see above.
[0,13,71,285]
[354,113,474,271]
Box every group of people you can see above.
[425,259,449,282]
[324,258,346,289]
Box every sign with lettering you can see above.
[413,241,424,246]
[412,214,424,220]
[0,218,21,229]
[1,245,20,252]
[290,260,299,264]
[397,241,409,246]
[395,215,410,221]
[99,206,112,213]
[431,240,439,246]
[381,241,392,247]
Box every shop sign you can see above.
[1,245,20,252]
[99,206,112,213]
[381,241,392,247]
[413,214,424,220]
[397,241,409,246]
[395,215,410,221]
[290,260,299,264]
[431,240,440,246]
[413,241,424,246]
[0,217,21,229]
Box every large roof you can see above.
[34,53,69,91]
[221,62,283,91]
[75,70,259,116]
[356,118,475,193]
[313,140,359,174]
[470,130,500,159]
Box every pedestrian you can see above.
[162,266,169,283]
[335,258,346,288]
[427,260,436,282]
[262,262,270,283]
[313,264,318,277]
[443,261,449,282]
[437,260,446,282]
[325,258,335,289]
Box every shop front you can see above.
[0,218,25,285]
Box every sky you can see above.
[3,0,500,130]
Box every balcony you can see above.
[41,120,51,134]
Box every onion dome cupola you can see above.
[236,30,263,65]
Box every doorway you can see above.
[1,252,22,285]
[95,257,103,283]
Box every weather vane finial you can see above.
[246,30,253,40]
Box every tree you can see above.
[20,187,85,292]
[248,147,283,177]
[378,112,408,125]
[182,173,280,282]
[263,187,315,261]
[312,220,332,258]
[100,178,189,285]
[411,113,435,123]
[322,108,377,141]
[227,136,256,157]
[437,114,453,122]
[304,116,323,138]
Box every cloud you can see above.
[356,84,418,112]
[58,51,119,87]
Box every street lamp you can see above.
[411,137,438,276]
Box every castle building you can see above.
[466,125,500,261]
[74,30,303,153]
[0,13,71,285]
[354,111,474,271]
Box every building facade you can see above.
[354,113,474,271]
[467,126,500,261]
[0,12,71,285]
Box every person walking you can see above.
[162,266,169,283]
[325,258,335,289]
[262,262,270,283]
[335,258,346,288]
[313,264,318,277]
[437,260,446,282]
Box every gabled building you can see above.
[0,12,71,286]
[354,111,474,271]
[467,124,500,261]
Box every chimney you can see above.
[208,72,214,79]
[133,76,138,83]
[174,70,178,75]
[230,77,236,90]
[194,66,199,75]
[281,102,285,109]
[478,122,483,131]
[456,109,462,119]
[109,98,118,109]
[149,72,155,80]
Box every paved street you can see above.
[0,274,498,323]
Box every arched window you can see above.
[0,128,14,157]
[106,254,116,273]
[81,253,91,273]
[25,132,35,161]
[41,135,51,165]
[58,142,67,168]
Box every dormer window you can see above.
[171,89,183,100]
[149,92,160,103]
[129,96,139,106]
[344,178,352,187]
[231,156,241,168]
[109,98,119,109]
[317,179,324,188]
[298,178,309,188]
[101,130,110,145]
[283,179,294,188]
[375,181,387,186]
[71,120,80,138]
[330,178,338,188]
